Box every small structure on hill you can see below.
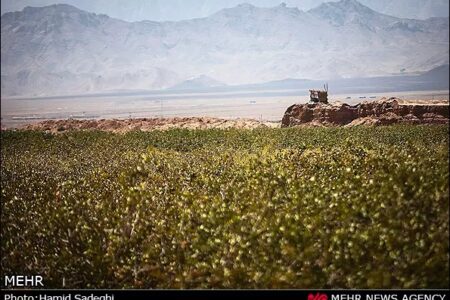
[309,83,328,104]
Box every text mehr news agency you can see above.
[3,294,448,300]
[4,294,113,300]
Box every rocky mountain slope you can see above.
[1,0,449,97]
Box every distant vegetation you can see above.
[1,126,448,288]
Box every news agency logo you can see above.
[309,292,329,300]
[4,275,44,287]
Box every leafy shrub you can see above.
[1,126,448,288]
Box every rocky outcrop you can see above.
[281,98,449,127]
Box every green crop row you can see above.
[1,126,448,288]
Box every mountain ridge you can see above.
[168,75,226,90]
[1,0,448,97]
[2,0,448,22]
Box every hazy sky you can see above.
[1,0,449,21]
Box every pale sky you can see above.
[1,0,449,21]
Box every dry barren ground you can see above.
[8,98,449,133]
[19,117,280,133]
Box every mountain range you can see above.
[1,0,449,97]
[2,0,448,22]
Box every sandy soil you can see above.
[17,117,281,133]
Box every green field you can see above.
[1,126,449,289]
